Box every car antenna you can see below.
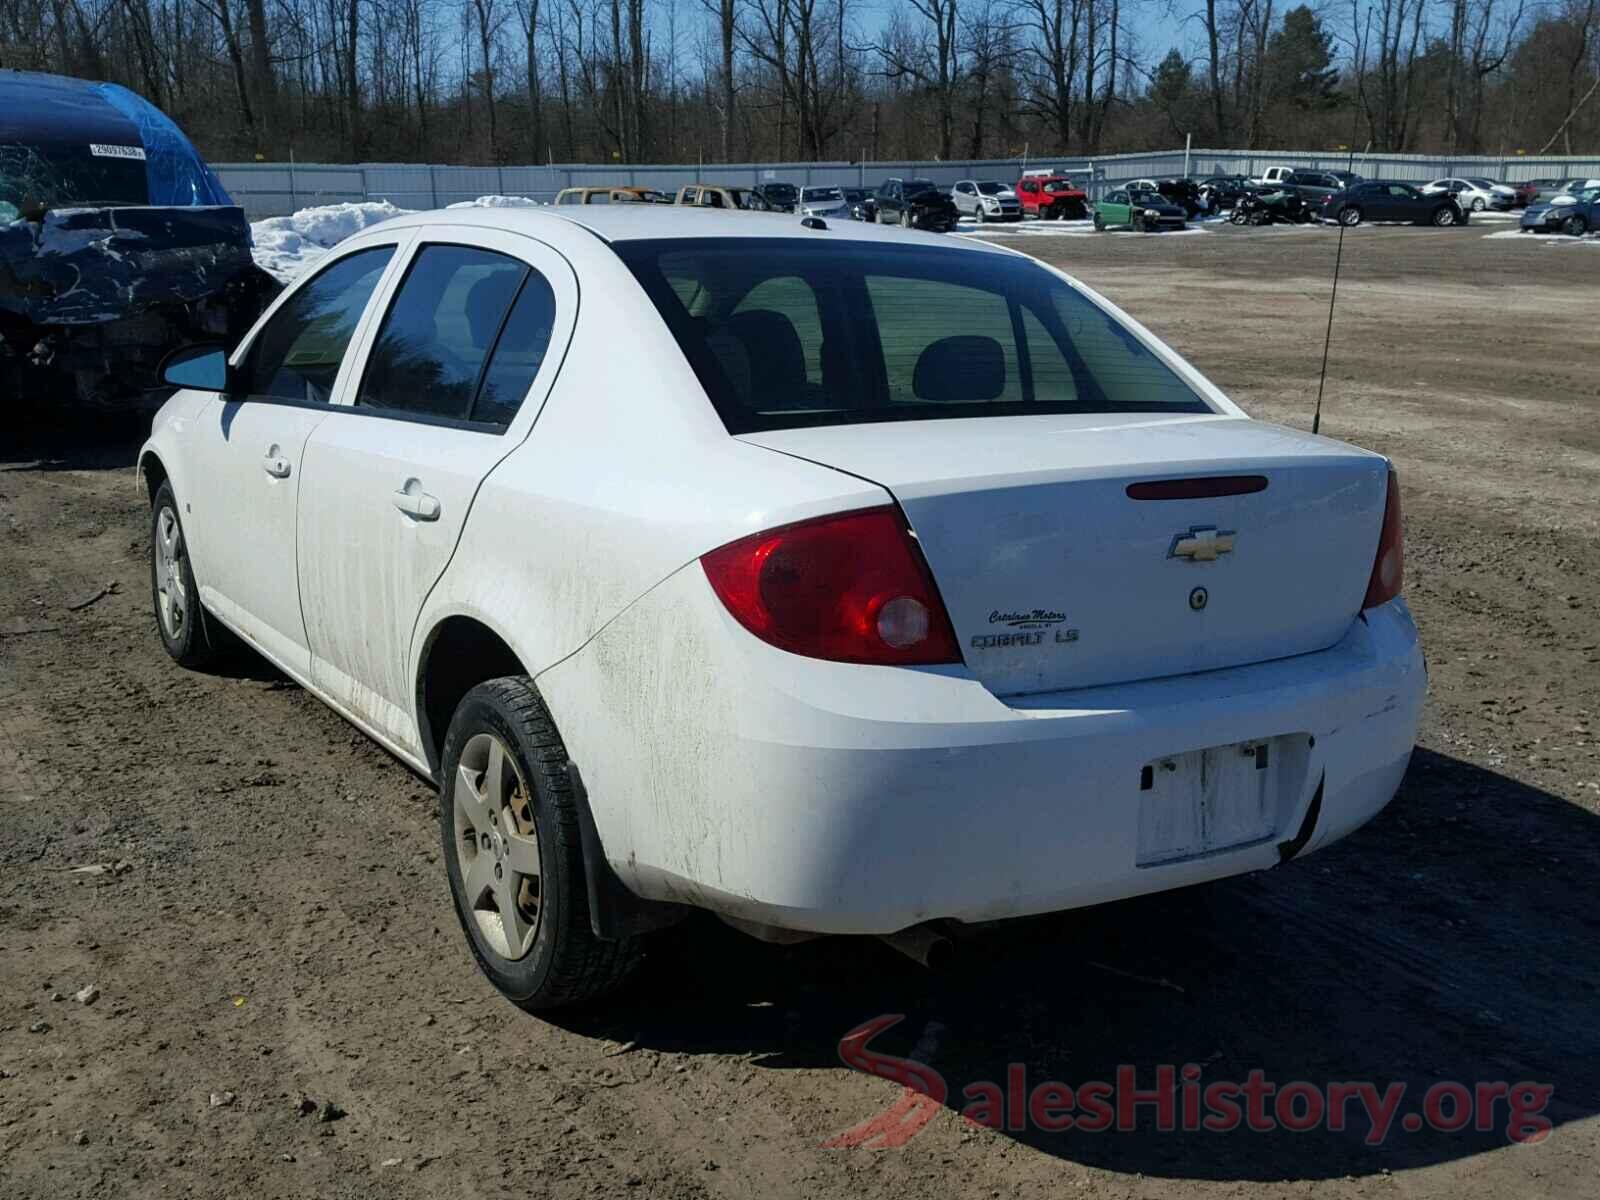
[1311,135,1369,436]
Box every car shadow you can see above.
[549,748,1598,1178]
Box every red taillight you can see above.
[700,506,961,665]
[1363,468,1404,609]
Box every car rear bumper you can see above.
[540,565,1427,936]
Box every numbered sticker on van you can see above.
[89,144,147,160]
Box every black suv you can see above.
[870,178,960,232]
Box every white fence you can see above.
[214,148,1600,219]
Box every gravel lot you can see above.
[2,221,1597,1199]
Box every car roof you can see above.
[373,204,1021,253]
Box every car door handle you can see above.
[392,488,441,521]
[262,455,291,479]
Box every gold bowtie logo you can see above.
[1169,527,1236,561]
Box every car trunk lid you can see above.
[739,414,1389,698]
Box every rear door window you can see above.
[356,244,529,424]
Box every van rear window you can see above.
[612,238,1212,434]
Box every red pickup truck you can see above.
[1015,174,1089,219]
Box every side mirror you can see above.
[160,343,232,393]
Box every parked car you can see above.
[1093,187,1187,231]
[871,177,960,231]
[843,187,874,220]
[674,183,757,210]
[797,185,851,219]
[1320,181,1467,227]
[1231,188,1315,226]
[0,70,279,416]
[140,204,1422,1010]
[1254,165,1300,187]
[752,182,799,212]
[1015,172,1090,219]
[1420,177,1515,212]
[951,179,1022,222]
[1199,175,1254,211]
[1277,170,1349,205]
[1523,177,1569,204]
[1520,186,1600,235]
[1554,177,1600,197]
[555,186,671,205]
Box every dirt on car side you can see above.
[1,225,1597,1199]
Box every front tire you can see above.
[150,480,221,668]
[1562,214,1588,237]
[440,676,642,1010]
[1471,197,1486,212]
[1093,211,1105,231]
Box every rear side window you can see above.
[474,274,558,426]
[358,244,551,427]
[243,246,394,403]
[616,238,1210,433]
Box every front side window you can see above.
[357,244,529,423]
[241,246,395,404]
[977,182,1005,195]
[617,238,1211,434]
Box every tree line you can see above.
[2,0,1596,167]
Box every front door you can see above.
[296,231,578,756]
[183,242,400,676]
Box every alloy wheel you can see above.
[154,505,188,640]
[453,732,543,961]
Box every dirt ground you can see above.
[3,222,1598,1199]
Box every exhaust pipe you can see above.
[877,924,954,970]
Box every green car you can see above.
[1093,187,1188,232]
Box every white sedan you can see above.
[1420,177,1515,211]
[141,206,1424,1009]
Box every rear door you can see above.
[295,229,577,754]
[183,239,403,675]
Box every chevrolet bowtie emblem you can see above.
[1169,526,1236,561]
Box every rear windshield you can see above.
[0,141,149,213]
[614,238,1211,434]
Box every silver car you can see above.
[951,179,1022,222]
[798,185,851,219]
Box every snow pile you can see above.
[1483,228,1600,246]
[250,200,414,282]
[446,194,543,209]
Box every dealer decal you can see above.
[89,143,147,160]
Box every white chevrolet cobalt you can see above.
[140,206,1424,1008]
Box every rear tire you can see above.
[1339,206,1362,227]
[1432,206,1457,226]
[900,209,913,229]
[1471,197,1486,212]
[440,676,643,1011]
